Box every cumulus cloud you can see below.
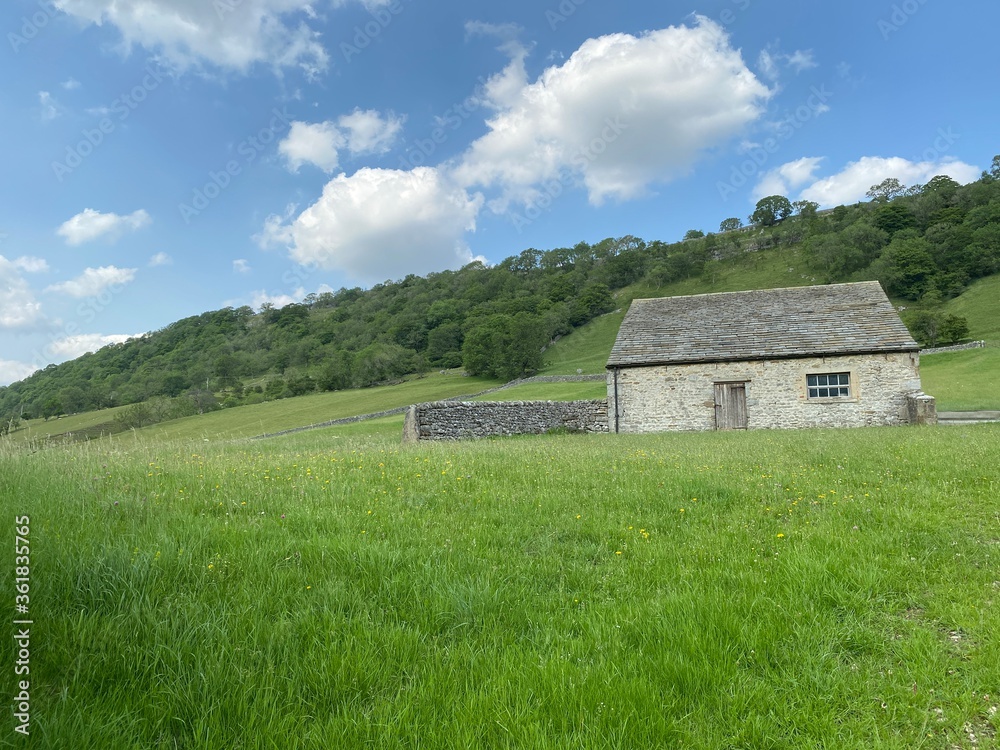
[452,17,772,209]
[776,156,982,206]
[0,256,45,330]
[279,110,403,173]
[233,259,251,274]
[337,109,404,154]
[752,156,825,201]
[61,77,81,90]
[148,252,172,267]
[52,0,330,76]
[0,360,38,387]
[48,333,139,360]
[45,266,137,298]
[258,167,483,283]
[57,208,151,246]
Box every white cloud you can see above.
[148,252,172,267]
[57,209,151,245]
[52,0,330,76]
[48,333,139,360]
[0,256,45,330]
[752,156,825,201]
[249,283,335,310]
[0,360,39,387]
[39,91,60,121]
[786,50,817,73]
[280,121,345,173]
[791,156,981,206]
[757,50,778,81]
[12,256,49,273]
[61,77,81,90]
[452,17,772,209]
[259,167,483,283]
[338,109,403,155]
[279,110,403,173]
[251,287,306,310]
[233,259,251,274]
[758,46,816,81]
[45,266,137,298]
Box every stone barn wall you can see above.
[403,400,608,442]
[608,352,927,432]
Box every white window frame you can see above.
[806,371,852,400]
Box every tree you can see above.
[749,195,793,227]
[866,177,906,203]
[683,229,705,241]
[719,217,742,232]
[41,397,63,420]
[873,203,916,236]
[904,310,969,347]
[792,200,819,220]
[981,154,1000,182]
[922,174,960,197]
[874,236,936,300]
[462,313,548,380]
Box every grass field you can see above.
[921,348,1000,411]
[118,372,500,443]
[473,380,607,402]
[3,423,998,749]
[944,275,1000,343]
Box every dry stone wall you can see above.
[403,400,608,442]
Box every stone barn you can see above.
[606,281,935,432]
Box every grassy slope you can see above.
[121,372,501,442]
[920,274,1000,410]
[472,380,608,401]
[5,425,998,748]
[920,348,1000,411]
[8,405,128,444]
[942,273,1000,341]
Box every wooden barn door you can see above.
[714,382,748,430]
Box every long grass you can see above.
[3,424,998,748]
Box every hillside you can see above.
[2,169,998,436]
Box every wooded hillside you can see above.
[2,161,998,428]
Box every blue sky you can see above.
[1,0,997,385]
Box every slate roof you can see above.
[606,282,919,368]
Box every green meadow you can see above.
[3,423,999,749]
[2,267,997,747]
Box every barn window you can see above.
[807,372,851,399]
